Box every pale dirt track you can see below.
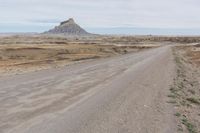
[0,46,176,133]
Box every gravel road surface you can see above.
[0,46,176,133]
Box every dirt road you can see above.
[0,46,176,133]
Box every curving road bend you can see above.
[0,46,176,133]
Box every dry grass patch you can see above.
[169,46,200,133]
[0,35,155,75]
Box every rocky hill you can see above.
[44,18,90,36]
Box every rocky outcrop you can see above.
[44,18,90,36]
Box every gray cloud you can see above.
[0,0,200,32]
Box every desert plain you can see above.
[0,35,200,133]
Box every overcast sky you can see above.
[0,0,200,34]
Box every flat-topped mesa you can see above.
[60,18,75,25]
[44,18,91,36]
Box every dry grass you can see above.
[0,35,155,75]
[184,45,200,66]
[170,46,200,133]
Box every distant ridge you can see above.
[44,18,91,36]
